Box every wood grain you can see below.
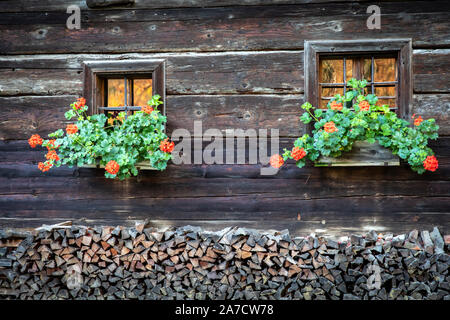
[0,50,448,96]
[2,93,449,140]
[0,2,449,54]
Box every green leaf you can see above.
[301,102,313,111]
[300,112,312,124]
[314,109,323,118]
[64,110,75,120]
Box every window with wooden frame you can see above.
[305,39,412,166]
[319,54,398,111]
[82,59,166,123]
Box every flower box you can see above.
[81,161,157,170]
[314,141,400,167]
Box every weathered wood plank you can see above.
[0,95,77,140]
[2,93,449,140]
[0,69,82,96]
[414,49,450,93]
[0,94,304,140]
[0,3,449,53]
[1,157,450,182]
[0,217,447,239]
[0,52,303,95]
[412,94,450,135]
[1,1,445,24]
[0,196,449,224]
[0,49,448,96]
[0,1,438,13]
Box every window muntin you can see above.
[100,76,153,120]
[318,54,398,111]
[83,59,165,119]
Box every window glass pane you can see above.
[362,58,372,82]
[374,58,396,82]
[321,87,344,98]
[320,87,343,109]
[133,79,152,107]
[377,98,396,108]
[107,79,125,107]
[320,99,331,108]
[375,86,396,97]
[320,59,344,83]
[345,58,353,81]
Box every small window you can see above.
[82,59,165,119]
[319,55,398,111]
[305,39,412,166]
[305,39,412,119]
[101,76,153,123]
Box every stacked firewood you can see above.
[0,224,449,300]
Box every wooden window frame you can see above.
[318,53,398,111]
[304,39,412,167]
[82,59,166,117]
[305,39,412,119]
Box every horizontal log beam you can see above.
[0,2,449,53]
[1,93,449,140]
[0,50,448,96]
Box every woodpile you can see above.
[1,224,449,300]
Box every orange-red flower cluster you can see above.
[45,150,60,162]
[324,121,338,133]
[359,100,370,111]
[74,97,86,110]
[141,105,154,114]
[105,160,120,175]
[28,134,43,148]
[160,138,175,153]
[38,161,53,172]
[414,115,423,126]
[46,139,59,150]
[66,124,78,135]
[270,154,284,168]
[330,101,343,111]
[291,147,306,161]
[423,155,438,172]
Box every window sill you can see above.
[314,141,400,167]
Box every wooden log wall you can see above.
[0,0,449,237]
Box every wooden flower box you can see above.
[81,161,156,170]
[314,141,400,167]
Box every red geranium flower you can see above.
[74,97,86,110]
[105,160,120,175]
[38,161,53,172]
[324,121,338,133]
[46,139,59,150]
[330,101,343,111]
[141,105,154,114]
[270,154,284,168]
[359,100,370,111]
[160,138,175,153]
[423,155,438,172]
[28,134,43,148]
[66,124,78,135]
[414,116,423,126]
[45,150,60,162]
[291,147,306,161]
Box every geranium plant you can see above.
[270,79,439,174]
[28,95,174,180]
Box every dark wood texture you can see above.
[0,1,449,236]
[1,2,450,54]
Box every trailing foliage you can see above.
[28,95,174,179]
[272,79,439,174]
